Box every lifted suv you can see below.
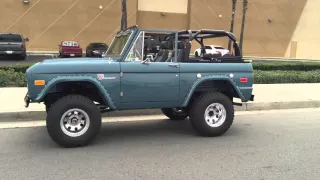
[24,25,254,148]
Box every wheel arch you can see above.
[35,76,117,110]
[181,76,245,107]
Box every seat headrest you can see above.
[172,41,185,50]
[159,41,168,49]
[177,41,185,49]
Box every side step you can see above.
[233,102,243,106]
[97,105,112,113]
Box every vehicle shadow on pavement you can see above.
[4,118,243,149]
[0,56,20,61]
[93,118,242,146]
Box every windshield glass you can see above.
[0,34,23,42]
[105,31,133,57]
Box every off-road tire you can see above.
[189,92,234,137]
[161,108,189,121]
[45,94,65,113]
[46,94,101,148]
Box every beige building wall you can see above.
[284,0,320,59]
[136,0,189,30]
[189,0,307,57]
[0,0,137,51]
[0,0,318,59]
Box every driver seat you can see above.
[154,41,169,62]
[165,41,185,62]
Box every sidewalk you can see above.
[1,83,320,121]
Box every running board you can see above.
[233,102,243,106]
[97,105,112,113]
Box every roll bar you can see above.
[164,29,242,56]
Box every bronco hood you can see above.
[27,57,119,74]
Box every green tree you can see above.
[228,0,237,51]
[239,0,248,53]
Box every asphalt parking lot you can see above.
[0,108,319,180]
[0,54,57,66]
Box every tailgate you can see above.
[63,47,82,54]
[0,42,23,51]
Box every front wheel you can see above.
[161,108,189,121]
[46,94,102,148]
[189,92,234,137]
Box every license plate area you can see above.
[5,51,13,54]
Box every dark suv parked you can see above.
[85,42,108,57]
[0,33,29,60]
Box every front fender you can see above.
[181,75,245,107]
[35,75,117,109]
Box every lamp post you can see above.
[120,0,127,31]
[239,0,248,52]
[228,0,237,51]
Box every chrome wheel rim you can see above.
[60,108,90,137]
[204,103,226,127]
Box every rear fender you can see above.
[35,76,117,109]
[181,75,245,107]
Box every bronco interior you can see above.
[144,30,244,63]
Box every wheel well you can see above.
[43,81,107,106]
[187,80,239,106]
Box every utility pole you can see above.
[228,0,237,51]
[239,0,248,52]
[120,0,127,31]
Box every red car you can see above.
[58,40,82,57]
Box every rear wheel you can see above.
[161,108,189,121]
[189,92,234,137]
[46,94,101,148]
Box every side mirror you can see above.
[25,38,29,42]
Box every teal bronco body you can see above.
[24,25,254,148]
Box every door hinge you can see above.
[120,72,123,77]
[120,92,123,96]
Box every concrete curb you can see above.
[1,100,320,122]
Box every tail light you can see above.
[21,44,25,49]
[216,51,221,54]
[240,78,248,83]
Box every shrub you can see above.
[0,70,26,87]
[252,61,320,71]
[254,70,320,84]
[0,63,32,73]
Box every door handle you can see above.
[168,63,179,68]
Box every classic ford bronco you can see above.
[24,25,254,148]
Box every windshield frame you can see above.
[120,29,179,62]
[105,28,138,60]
